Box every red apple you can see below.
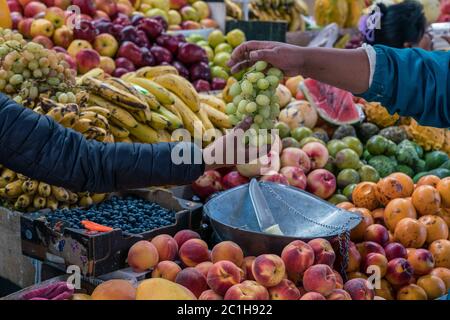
[45,6,65,28]
[95,0,118,18]
[54,0,70,10]
[94,33,118,57]
[10,12,23,29]
[53,26,73,48]
[75,49,100,74]
[192,170,223,199]
[117,41,144,67]
[64,54,77,70]
[18,18,34,38]
[72,0,96,16]
[170,0,188,10]
[24,1,47,18]
[222,171,249,190]
[32,35,53,49]
[73,19,97,42]
[279,166,307,189]
[7,0,22,14]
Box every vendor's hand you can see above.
[203,117,280,171]
[228,41,303,76]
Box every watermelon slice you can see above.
[300,78,364,125]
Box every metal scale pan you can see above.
[204,182,362,256]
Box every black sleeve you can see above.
[0,94,205,192]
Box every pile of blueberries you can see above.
[48,196,176,234]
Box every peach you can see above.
[396,284,428,300]
[99,56,115,75]
[346,272,368,280]
[349,208,374,242]
[207,261,242,296]
[436,177,450,208]
[363,253,388,277]
[343,278,374,300]
[300,292,326,300]
[279,166,307,189]
[211,241,244,266]
[151,261,181,282]
[91,279,136,300]
[175,267,208,298]
[76,49,100,74]
[333,270,344,289]
[306,169,336,199]
[364,224,389,246]
[151,234,178,261]
[127,240,159,272]
[375,279,395,300]
[281,240,314,280]
[418,215,449,244]
[333,240,361,273]
[356,241,385,260]
[327,289,352,300]
[307,238,336,267]
[179,238,210,267]
[385,258,414,286]
[302,142,329,170]
[394,218,427,248]
[241,256,256,281]
[407,248,435,276]
[252,254,286,288]
[430,267,450,290]
[303,264,337,296]
[268,279,301,300]
[174,229,201,247]
[280,148,311,173]
[224,280,269,300]
[417,275,446,300]
[195,261,213,279]
[136,278,196,300]
[199,290,223,300]
[384,242,407,261]
[429,239,450,268]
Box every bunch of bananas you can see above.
[247,0,309,32]
[226,0,244,20]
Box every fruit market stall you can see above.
[0,0,450,302]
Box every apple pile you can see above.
[123,229,377,300]
[136,0,218,31]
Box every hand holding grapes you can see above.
[228,41,304,76]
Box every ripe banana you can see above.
[110,124,130,138]
[22,179,39,195]
[76,68,106,86]
[88,95,139,129]
[4,180,24,198]
[163,104,183,122]
[84,126,107,141]
[152,74,200,112]
[156,129,172,142]
[0,169,17,188]
[15,194,32,210]
[40,97,63,113]
[46,106,66,122]
[83,76,147,110]
[79,111,110,130]
[67,191,79,205]
[84,106,112,118]
[72,118,94,133]
[156,106,183,130]
[33,196,47,210]
[127,77,174,106]
[46,196,59,211]
[132,109,152,124]
[51,186,70,202]
[79,195,93,208]
[201,103,232,129]
[103,134,115,143]
[149,111,171,130]
[199,94,226,113]
[59,111,80,128]
[38,182,52,197]
[196,105,215,132]
[170,92,204,138]
[91,193,107,204]
[135,66,179,79]
[128,122,159,143]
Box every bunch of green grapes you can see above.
[0,28,76,106]
[225,61,283,145]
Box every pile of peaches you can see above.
[334,173,450,300]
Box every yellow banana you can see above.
[46,196,59,210]
[128,122,159,143]
[67,191,79,204]
[110,124,130,138]
[14,194,32,210]
[156,129,172,142]
[91,193,107,204]
[84,126,107,141]
[84,106,112,118]
[22,179,39,195]
[103,134,115,143]
[46,106,66,122]
[79,195,93,208]
[163,104,183,122]
[4,180,24,198]
[38,182,52,197]
[88,95,138,129]
[17,174,28,181]
[135,66,179,79]
[59,111,80,128]
[196,105,215,132]
[0,168,17,188]
[170,92,204,138]
[149,111,171,130]
[156,106,183,130]
[40,97,63,113]
[72,118,94,133]
[201,103,232,129]
[76,68,106,85]
[199,94,226,113]
[33,196,47,210]
[52,186,70,202]
[79,111,110,130]
[132,110,150,123]
[82,76,147,110]
[127,77,174,106]
[152,74,200,112]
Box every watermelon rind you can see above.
[300,80,364,126]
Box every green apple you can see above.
[214,43,233,54]
[197,40,209,47]
[146,8,169,22]
[202,46,214,61]
[187,34,205,43]
[211,66,229,80]
[226,29,246,48]
[213,52,231,69]
[208,30,225,48]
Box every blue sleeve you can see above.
[359,45,450,128]
[0,94,205,192]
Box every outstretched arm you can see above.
[0,94,204,192]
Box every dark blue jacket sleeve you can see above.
[360,45,450,128]
[0,94,205,192]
